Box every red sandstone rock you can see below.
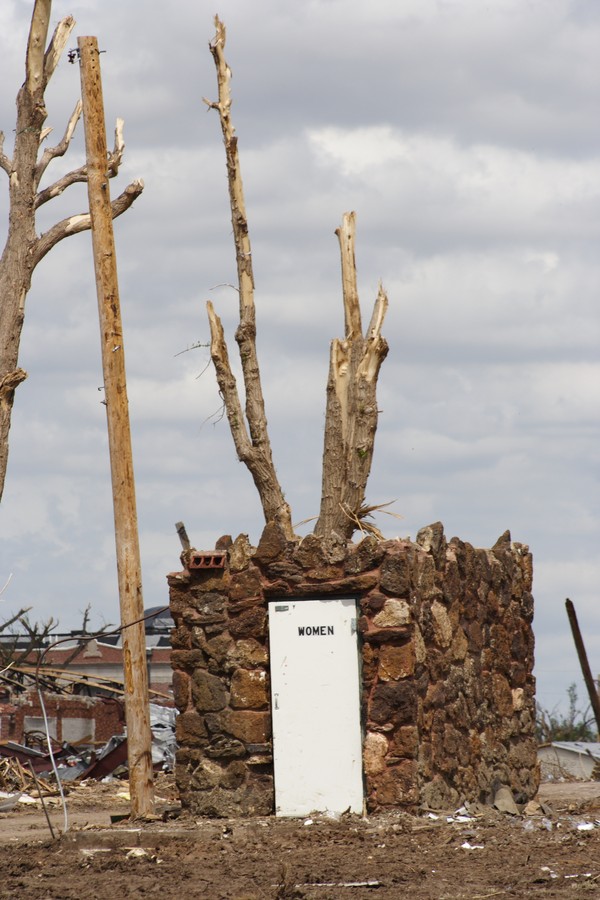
[170,524,538,817]
[230,668,269,710]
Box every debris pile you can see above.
[0,753,60,812]
[0,704,177,796]
[0,756,55,796]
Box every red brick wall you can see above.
[7,692,124,745]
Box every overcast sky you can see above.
[1,0,598,718]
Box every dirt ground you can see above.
[1,777,600,899]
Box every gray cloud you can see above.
[1,0,598,715]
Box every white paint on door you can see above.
[268,596,363,817]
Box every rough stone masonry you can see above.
[168,521,538,816]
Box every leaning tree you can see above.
[0,0,143,501]
[204,17,389,543]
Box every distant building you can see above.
[0,609,173,746]
[538,742,600,781]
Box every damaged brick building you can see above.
[0,627,174,748]
[169,521,538,817]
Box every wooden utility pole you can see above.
[78,36,154,818]
[565,598,600,737]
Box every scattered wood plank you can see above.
[11,664,171,699]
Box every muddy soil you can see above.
[1,780,599,899]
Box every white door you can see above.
[268,596,363,816]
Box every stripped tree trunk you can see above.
[0,0,143,501]
[205,18,388,542]
[314,214,389,541]
[205,17,293,539]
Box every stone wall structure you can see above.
[168,521,538,816]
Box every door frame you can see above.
[267,594,365,816]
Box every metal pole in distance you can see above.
[565,598,600,738]
[78,36,154,818]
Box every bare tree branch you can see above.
[206,300,252,460]
[314,214,389,541]
[35,162,87,208]
[359,283,389,380]
[32,178,144,265]
[207,299,294,534]
[43,14,75,83]
[35,114,128,207]
[35,100,82,188]
[25,0,52,94]
[0,604,114,675]
[337,212,362,339]
[206,16,293,538]
[0,132,10,175]
[107,117,125,176]
[0,572,13,598]
[0,368,28,402]
[1,1,144,504]
[0,607,32,635]
[0,609,56,669]
[202,20,389,543]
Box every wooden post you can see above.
[565,598,600,738]
[78,36,154,818]
[175,521,191,551]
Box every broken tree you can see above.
[204,17,388,542]
[0,0,143,501]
